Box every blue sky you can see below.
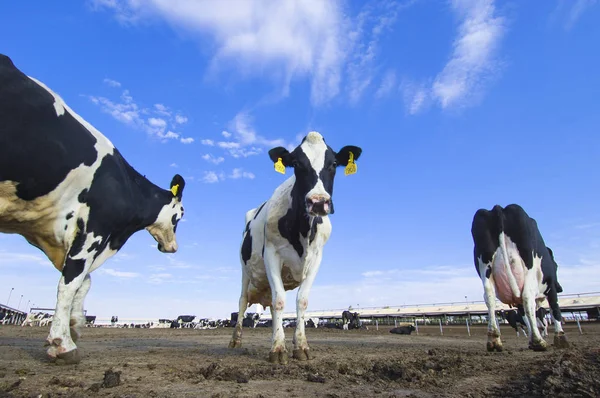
[1,0,599,320]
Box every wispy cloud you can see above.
[430,0,505,110]
[170,163,178,168]
[89,85,195,144]
[375,69,397,99]
[175,114,188,124]
[552,0,598,31]
[200,139,215,146]
[103,78,122,87]
[403,0,505,114]
[346,1,413,104]
[202,168,255,183]
[91,0,353,106]
[0,251,49,267]
[201,153,225,165]
[98,267,140,278]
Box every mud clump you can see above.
[48,376,84,388]
[101,369,122,388]
[307,373,326,383]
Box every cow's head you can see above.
[268,131,362,217]
[147,174,186,253]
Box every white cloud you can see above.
[430,0,505,110]
[217,141,240,149]
[200,139,215,146]
[148,273,173,285]
[401,79,430,115]
[170,163,178,168]
[0,251,49,267]
[175,114,188,124]
[103,78,122,87]
[374,69,397,99]
[90,0,411,106]
[221,130,232,138]
[154,103,171,116]
[180,137,194,144]
[201,153,225,164]
[202,171,221,184]
[98,268,140,278]
[89,84,191,144]
[230,168,255,180]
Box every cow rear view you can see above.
[0,54,186,364]
[471,204,569,352]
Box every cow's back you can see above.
[0,54,104,201]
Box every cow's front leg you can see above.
[69,274,91,343]
[229,272,249,348]
[293,255,321,361]
[264,247,288,364]
[46,257,91,364]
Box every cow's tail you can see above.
[495,206,522,300]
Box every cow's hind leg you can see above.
[70,274,91,343]
[229,272,249,349]
[522,264,547,351]
[264,247,288,364]
[547,288,569,348]
[479,258,503,352]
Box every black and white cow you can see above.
[390,325,416,335]
[342,310,361,330]
[536,307,550,338]
[0,54,186,363]
[500,309,528,337]
[228,131,362,364]
[471,204,568,352]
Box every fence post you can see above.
[394,319,397,327]
[376,320,379,331]
[466,317,471,337]
[439,319,443,336]
[415,320,419,335]
[576,316,583,335]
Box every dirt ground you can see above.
[0,322,599,398]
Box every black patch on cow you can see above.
[63,258,86,284]
[66,212,74,220]
[62,218,87,284]
[0,54,98,200]
[241,221,252,265]
[78,189,88,203]
[278,181,312,258]
[309,217,323,244]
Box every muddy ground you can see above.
[0,322,599,398]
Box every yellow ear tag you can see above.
[344,151,357,176]
[170,184,179,196]
[274,158,286,174]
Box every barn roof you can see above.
[259,292,600,321]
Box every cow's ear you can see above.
[170,174,185,200]
[335,146,362,166]
[268,147,294,167]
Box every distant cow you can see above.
[390,325,416,335]
[536,307,549,337]
[342,311,361,330]
[229,132,362,364]
[0,54,186,364]
[500,309,528,337]
[471,204,568,352]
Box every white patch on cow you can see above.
[28,76,66,117]
[301,132,330,202]
[478,256,502,350]
[520,253,546,347]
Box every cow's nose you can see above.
[306,196,331,216]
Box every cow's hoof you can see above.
[529,340,548,352]
[486,341,503,352]
[228,339,242,349]
[554,333,570,349]
[52,349,81,365]
[268,350,288,365]
[293,348,312,361]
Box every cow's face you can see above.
[147,174,185,253]
[268,131,362,217]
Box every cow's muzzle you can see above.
[157,242,178,253]
[306,196,331,216]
